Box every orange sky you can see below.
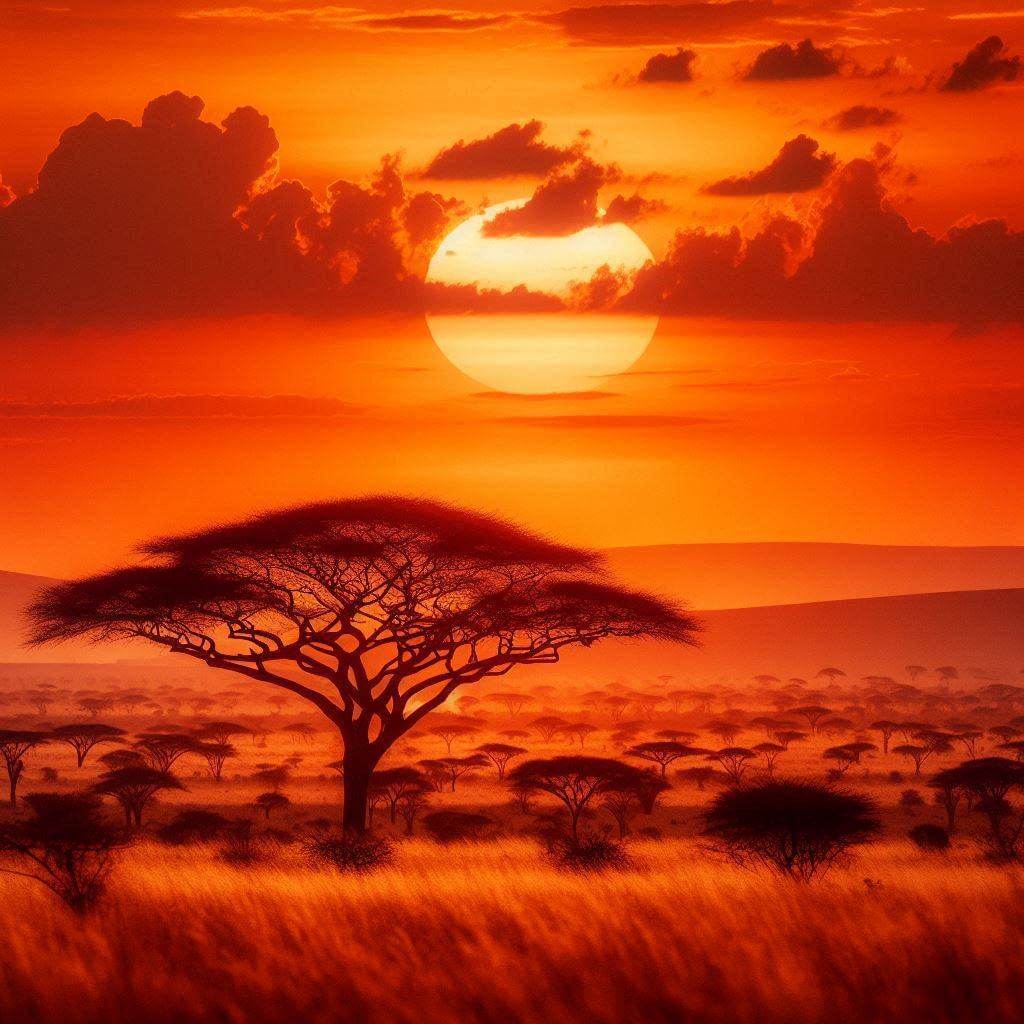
[1,1,1022,577]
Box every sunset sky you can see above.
[1,1,1022,578]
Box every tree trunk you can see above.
[342,746,373,833]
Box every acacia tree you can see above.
[0,730,49,806]
[509,756,648,843]
[93,767,183,827]
[475,742,527,780]
[51,724,125,768]
[28,498,698,831]
[624,741,707,777]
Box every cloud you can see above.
[491,414,720,429]
[703,135,836,195]
[0,93,462,325]
[181,7,510,31]
[619,154,1024,324]
[0,395,362,419]
[941,36,1022,92]
[422,121,584,179]
[544,2,782,45]
[602,192,669,223]
[744,38,843,80]
[357,13,510,31]
[637,48,697,83]
[422,281,566,313]
[824,105,901,130]
[469,390,619,401]
[482,158,613,236]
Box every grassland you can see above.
[2,837,1023,1024]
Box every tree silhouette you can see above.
[704,779,881,881]
[823,741,876,774]
[790,706,832,734]
[366,767,425,823]
[708,747,756,786]
[93,767,183,827]
[254,791,291,819]
[933,758,1024,859]
[509,756,648,842]
[28,496,698,831]
[0,792,129,912]
[423,810,493,844]
[751,741,785,777]
[430,722,477,754]
[0,730,49,806]
[475,742,527,779]
[196,742,237,781]
[530,716,570,742]
[134,732,200,773]
[624,741,706,777]
[557,723,599,748]
[397,785,431,835]
[869,720,899,754]
[434,754,488,792]
[50,724,125,768]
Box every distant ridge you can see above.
[604,542,1024,610]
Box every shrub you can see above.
[422,811,493,845]
[908,823,950,851]
[546,831,631,872]
[888,770,904,784]
[900,789,925,812]
[303,830,394,873]
[157,809,231,846]
[218,820,265,866]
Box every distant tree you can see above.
[367,767,425,824]
[893,731,953,776]
[625,741,706,777]
[77,697,115,719]
[134,733,199,773]
[908,823,950,851]
[254,791,291,820]
[953,730,985,758]
[933,758,1024,859]
[196,742,237,781]
[935,666,959,684]
[869,720,900,754]
[416,760,449,793]
[558,723,599,748]
[282,722,319,745]
[773,730,807,750]
[475,743,527,780]
[434,754,488,792]
[905,665,927,682]
[823,741,876,774]
[816,668,846,684]
[251,764,291,790]
[530,716,569,743]
[50,724,125,768]
[707,747,756,786]
[29,498,697,832]
[397,786,431,835]
[751,742,785,777]
[93,767,183,827]
[676,766,725,791]
[790,706,832,734]
[509,756,648,843]
[98,748,147,771]
[703,779,881,881]
[602,788,642,838]
[705,719,741,745]
[634,769,671,813]
[0,792,129,912]
[157,809,232,845]
[929,775,965,833]
[488,692,532,716]
[0,730,49,806]
[998,741,1024,762]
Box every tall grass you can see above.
[2,838,1022,1024]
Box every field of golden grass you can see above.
[2,837,1023,1024]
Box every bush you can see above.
[908,823,950,851]
[218,820,265,866]
[900,789,925,812]
[887,770,904,784]
[157,809,231,846]
[546,831,631,872]
[422,811,493,845]
[303,830,394,873]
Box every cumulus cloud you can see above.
[482,158,613,237]
[637,48,697,83]
[941,36,1022,92]
[0,92,463,325]
[620,155,1024,324]
[603,192,668,223]
[824,105,901,131]
[744,38,843,80]
[422,120,584,179]
[703,135,836,195]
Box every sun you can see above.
[425,200,659,394]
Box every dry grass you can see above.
[2,838,1023,1024]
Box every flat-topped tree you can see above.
[27,496,699,831]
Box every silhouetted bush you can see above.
[546,831,631,872]
[157,809,231,846]
[303,830,394,873]
[908,823,950,851]
[900,789,925,812]
[218,820,265,866]
[422,811,493,844]
[0,792,129,911]
[704,779,882,881]
[887,770,904,784]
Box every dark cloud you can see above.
[824,105,901,130]
[703,135,836,195]
[745,38,843,80]
[482,159,613,237]
[942,36,1022,92]
[0,395,361,419]
[544,2,782,45]
[637,48,697,83]
[0,93,462,325]
[603,192,668,223]
[422,121,584,179]
[423,281,566,314]
[620,155,1024,324]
